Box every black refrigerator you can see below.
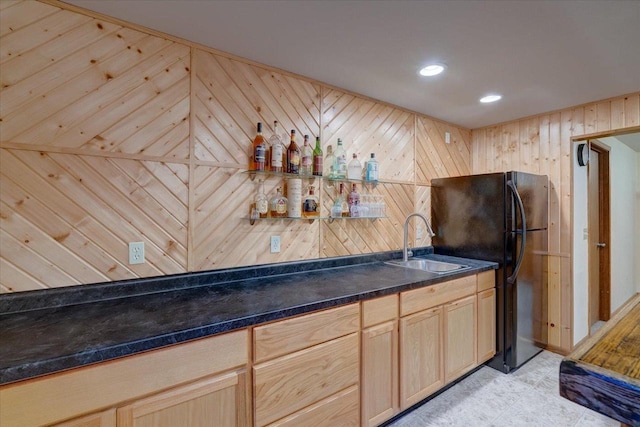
[431,172,548,373]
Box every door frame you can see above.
[588,139,611,322]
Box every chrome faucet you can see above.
[403,213,436,262]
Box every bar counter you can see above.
[559,293,640,426]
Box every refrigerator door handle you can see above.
[507,180,527,284]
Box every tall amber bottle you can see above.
[286,129,301,174]
[251,122,266,171]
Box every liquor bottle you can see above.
[300,134,313,176]
[334,138,347,178]
[287,178,302,218]
[330,192,343,218]
[347,153,362,180]
[251,122,266,171]
[325,145,336,178]
[269,187,288,218]
[312,137,323,176]
[302,185,320,218]
[269,121,285,173]
[339,182,349,217]
[348,183,360,217]
[254,180,268,218]
[365,153,379,182]
[286,129,301,174]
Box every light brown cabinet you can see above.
[117,370,248,427]
[253,304,360,427]
[399,306,444,409]
[360,295,399,427]
[2,271,496,427]
[444,295,477,383]
[0,330,248,427]
[477,288,496,363]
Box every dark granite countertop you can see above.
[0,250,496,385]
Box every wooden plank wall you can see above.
[471,93,640,353]
[0,0,471,293]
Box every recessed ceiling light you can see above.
[480,94,502,103]
[419,64,446,77]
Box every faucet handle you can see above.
[407,243,413,259]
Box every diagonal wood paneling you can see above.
[193,49,321,165]
[322,89,415,183]
[192,166,319,269]
[0,148,188,292]
[416,115,472,184]
[0,0,480,293]
[321,182,413,257]
[0,1,190,159]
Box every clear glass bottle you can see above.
[365,153,379,182]
[302,185,320,218]
[300,134,313,176]
[313,136,323,176]
[330,191,343,218]
[348,183,360,217]
[269,187,288,218]
[251,122,266,171]
[254,180,268,218]
[334,138,347,178]
[325,145,336,178]
[269,121,285,173]
[286,129,301,174]
[347,153,362,180]
[339,182,349,217]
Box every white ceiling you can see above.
[64,0,640,130]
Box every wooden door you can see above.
[477,288,496,363]
[588,143,611,329]
[117,370,247,427]
[361,320,398,427]
[444,295,477,383]
[588,149,601,328]
[399,306,443,409]
[53,410,116,427]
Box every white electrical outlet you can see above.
[270,236,281,253]
[129,242,145,264]
[416,226,423,240]
[445,132,451,144]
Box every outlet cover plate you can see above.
[129,242,145,264]
[270,236,281,253]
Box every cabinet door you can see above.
[361,320,398,427]
[477,288,496,363]
[53,409,116,427]
[117,370,248,427]
[444,295,477,383]
[399,307,443,409]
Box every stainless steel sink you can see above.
[385,258,470,274]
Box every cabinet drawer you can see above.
[267,385,359,427]
[362,294,398,327]
[400,275,476,317]
[477,270,495,292]
[254,303,359,363]
[253,333,359,427]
